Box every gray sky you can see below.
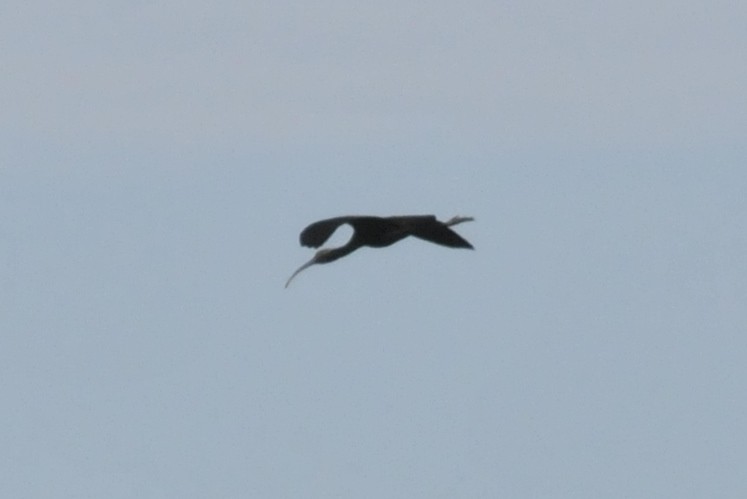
[2,1,746,497]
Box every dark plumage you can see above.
[285,215,474,287]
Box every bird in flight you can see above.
[285,215,474,287]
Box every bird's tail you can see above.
[411,217,474,249]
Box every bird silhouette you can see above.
[285,215,474,287]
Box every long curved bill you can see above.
[285,258,316,288]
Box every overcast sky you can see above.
[2,1,746,497]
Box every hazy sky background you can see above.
[2,1,746,497]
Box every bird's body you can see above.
[286,215,474,287]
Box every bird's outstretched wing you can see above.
[299,216,362,248]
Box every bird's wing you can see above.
[299,216,370,248]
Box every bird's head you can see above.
[312,248,337,262]
[285,248,335,288]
